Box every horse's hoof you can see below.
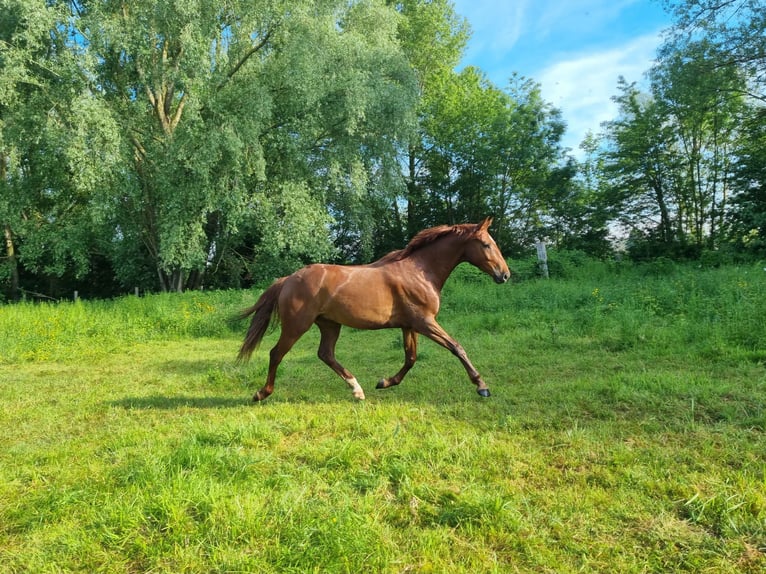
[376,379,388,390]
[477,388,491,398]
[253,391,268,402]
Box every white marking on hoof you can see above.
[346,377,366,400]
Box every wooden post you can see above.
[74,290,79,301]
[535,241,549,278]
[135,287,139,297]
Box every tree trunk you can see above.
[4,224,20,300]
[652,182,673,244]
[406,144,418,238]
[157,267,170,292]
[187,269,204,291]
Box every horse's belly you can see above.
[321,271,402,328]
[323,290,400,329]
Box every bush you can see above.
[507,248,618,282]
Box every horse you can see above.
[237,217,510,401]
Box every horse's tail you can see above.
[237,278,287,363]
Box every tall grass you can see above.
[0,290,251,363]
[1,260,765,572]
[3,260,765,366]
[445,258,766,363]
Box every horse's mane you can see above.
[374,223,475,265]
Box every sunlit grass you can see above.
[1,261,765,572]
[0,290,250,364]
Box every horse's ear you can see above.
[478,217,493,232]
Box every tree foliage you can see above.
[76,0,417,290]
[600,38,749,259]
[1,0,583,299]
[2,0,420,296]
[728,106,766,255]
[663,0,766,100]
[415,69,571,254]
[6,1,766,299]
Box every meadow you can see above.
[1,257,765,573]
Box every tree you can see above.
[728,107,766,256]
[546,133,612,257]
[418,69,570,254]
[488,75,569,253]
[650,39,746,249]
[663,0,766,101]
[600,40,746,257]
[654,1,766,260]
[5,0,417,293]
[389,0,470,241]
[601,78,683,251]
[419,67,502,226]
[1,0,120,299]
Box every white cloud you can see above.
[456,0,649,67]
[537,32,663,155]
[452,0,670,156]
[458,1,528,58]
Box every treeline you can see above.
[1,0,765,300]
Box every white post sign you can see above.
[535,241,549,278]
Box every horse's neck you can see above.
[408,237,465,291]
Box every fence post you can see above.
[535,241,549,278]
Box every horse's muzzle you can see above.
[494,270,511,284]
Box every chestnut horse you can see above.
[238,217,510,401]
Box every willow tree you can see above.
[64,0,416,291]
[1,1,120,299]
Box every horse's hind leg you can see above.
[255,324,309,402]
[377,328,418,390]
[316,318,365,400]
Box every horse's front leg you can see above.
[377,328,418,390]
[417,319,491,397]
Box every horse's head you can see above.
[464,217,511,284]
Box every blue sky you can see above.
[452,0,672,156]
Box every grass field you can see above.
[1,259,765,572]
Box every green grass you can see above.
[1,262,765,572]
